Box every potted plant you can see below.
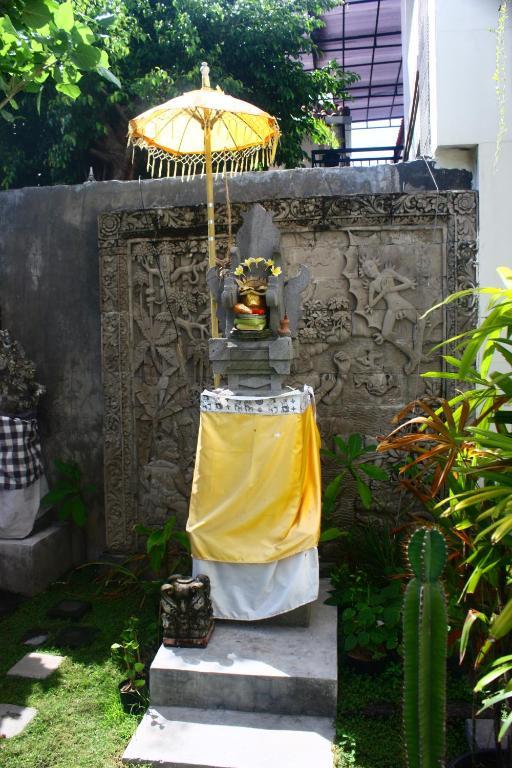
[111,616,148,713]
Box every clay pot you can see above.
[118,679,147,714]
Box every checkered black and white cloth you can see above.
[0,415,43,490]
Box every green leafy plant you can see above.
[321,433,388,542]
[379,267,512,749]
[110,616,146,695]
[134,516,190,574]
[0,0,121,119]
[41,458,96,526]
[328,566,402,661]
[403,527,448,768]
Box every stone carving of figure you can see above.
[361,258,424,375]
[160,574,214,646]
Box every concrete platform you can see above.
[150,585,337,717]
[123,706,335,768]
[0,523,74,596]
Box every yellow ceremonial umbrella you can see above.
[128,62,280,339]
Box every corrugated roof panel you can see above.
[303,0,403,123]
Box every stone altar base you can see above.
[123,581,337,768]
[0,523,76,596]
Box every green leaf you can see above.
[323,475,343,503]
[460,609,488,663]
[499,710,512,743]
[0,15,19,39]
[96,66,120,88]
[0,109,15,123]
[474,661,512,692]
[355,476,372,509]
[22,0,53,29]
[41,487,75,506]
[70,42,101,70]
[70,497,87,526]
[54,1,74,31]
[134,524,153,537]
[133,678,146,688]
[133,662,145,673]
[359,463,388,481]
[347,433,362,458]
[55,82,81,98]
[478,689,512,712]
[54,459,80,481]
[333,435,347,455]
[320,526,345,542]
[174,531,191,552]
[344,634,357,651]
[383,607,401,626]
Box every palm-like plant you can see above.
[378,267,512,745]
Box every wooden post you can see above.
[204,112,221,387]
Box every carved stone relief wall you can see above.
[99,192,477,551]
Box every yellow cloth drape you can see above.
[186,404,321,564]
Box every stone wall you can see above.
[0,163,475,555]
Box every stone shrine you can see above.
[207,204,310,393]
[185,203,321,623]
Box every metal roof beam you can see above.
[319,59,402,67]
[315,30,401,43]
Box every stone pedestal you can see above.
[122,582,337,768]
[0,523,76,596]
[209,337,293,394]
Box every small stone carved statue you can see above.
[160,574,214,647]
[0,329,45,415]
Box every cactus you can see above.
[403,527,447,768]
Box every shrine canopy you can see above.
[302,0,403,124]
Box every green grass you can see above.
[0,568,158,768]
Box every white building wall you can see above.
[402,0,512,302]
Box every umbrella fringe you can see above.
[128,134,279,181]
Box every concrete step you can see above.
[150,584,337,717]
[122,706,335,768]
[0,523,75,596]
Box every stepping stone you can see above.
[54,625,98,649]
[21,629,50,647]
[123,706,335,768]
[46,599,91,620]
[0,704,38,738]
[0,590,23,618]
[7,652,65,680]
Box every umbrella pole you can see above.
[204,114,221,388]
